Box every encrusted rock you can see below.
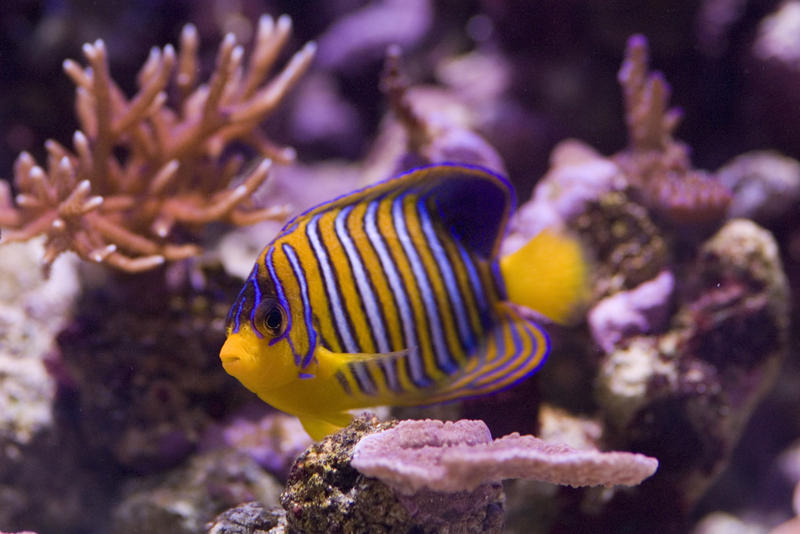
[281,415,505,534]
[574,191,669,297]
[0,239,79,448]
[716,150,800,222]
[0,239,82,528]
[207,501,288,534]
[57,265,248,472]
[112,448,282,534]
[597,218,789,511]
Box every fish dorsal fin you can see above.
[422,166,513,259]
[284,164,513,258]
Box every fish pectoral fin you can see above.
[315,345,410,366]
[299,412,354,441]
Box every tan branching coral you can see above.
[615,35,731,225]
[0,15,315,273]
[351,419,658,494]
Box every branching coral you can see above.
[615,35,731,224]
[351,419,658,494]
[0,15,315,273]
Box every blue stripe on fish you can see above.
[364,195,432,389]
[392,193,458,376]
[306,212,359,353]
[418,195,475,353]
[282,243,317,369]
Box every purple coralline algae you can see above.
[316,0,433,73]
[351,419,657,493]
[588,270,675,353]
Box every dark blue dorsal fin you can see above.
[422,165,514,259]
[283,163,514,258]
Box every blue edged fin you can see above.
[416,302,550,404]
[425,167,513,259]
[281,163,513,258]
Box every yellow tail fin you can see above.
[500,230,590,324]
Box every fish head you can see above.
[220,261,304,394]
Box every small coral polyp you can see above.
[0,14,315,274]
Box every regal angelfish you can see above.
[220,164,588,440]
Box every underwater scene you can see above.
[1,1,799,533]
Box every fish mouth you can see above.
[220,335,249,371]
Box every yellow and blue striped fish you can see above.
[220,164,588,440]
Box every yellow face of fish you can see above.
[220,255,311,397]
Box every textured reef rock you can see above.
[0,240,86,530]
[56,265,249,473]
[207,501,289,534]
[596,219,788,517]
[716,150,800,223]
[280,416,505,534]
[111,448,282,534]
[0,239,78,451]
[499,36,792,528]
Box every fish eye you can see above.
[264,306,283,334]
[255,298,286,337]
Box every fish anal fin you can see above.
[421,303,550,404]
